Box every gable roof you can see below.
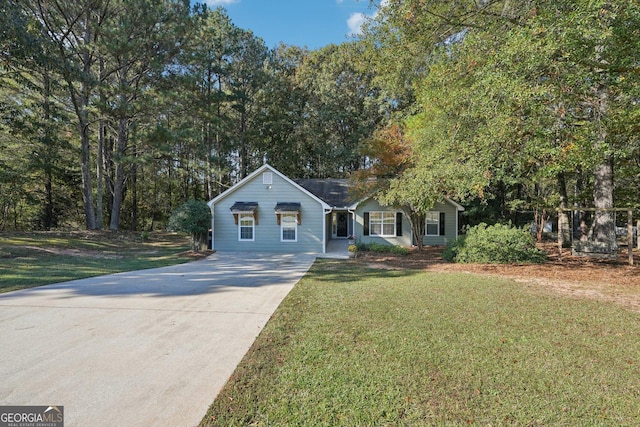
[208,163,465,212]
[207,164,331,210]
[294,179,356,209]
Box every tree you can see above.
[294,43,382,177]
[255,44,310,178]
[23,0,113,230]
[98,0,189,230]
[353,123,434,250]
[167,200,210,252]
[362,0,640,249]
[184,6,238,198]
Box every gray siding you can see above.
[422,201,459,246]
[354,199,412,247]
[212,171,325,253]
[355,199,460,248]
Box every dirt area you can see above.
[356,244,640,313]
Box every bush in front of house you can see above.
[356,242,409,256]
[167,199,210,252]
[443,223,546,264]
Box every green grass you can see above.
[201,260,640,426]
[0,231,194,293]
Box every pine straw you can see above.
[355,243,640,312]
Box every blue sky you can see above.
[198,0,385,49]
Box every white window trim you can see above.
[370,211,396,237]
[425,211,440,236]
[238,213,255,241]
[281,213,297,242]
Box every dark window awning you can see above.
[230,202,258,212]
[274,202,301,213]
[275,202,301,225]
[230,202,258,224]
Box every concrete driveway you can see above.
[0,252,315,427]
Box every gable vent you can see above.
[263,172,273,185]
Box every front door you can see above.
[332,211,349,238]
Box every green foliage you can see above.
[362,0,640,235]
[356,242,409,256]
[167,200,210,251]
[443,223,546,264]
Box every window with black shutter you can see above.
[363,212,370,236]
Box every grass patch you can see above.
[0,231,195,293]
[201,260,640,426]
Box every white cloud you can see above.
[346,0,389,36]
[347,12,367,36]
[204,0,239,5]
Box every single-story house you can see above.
[207,164,464,254]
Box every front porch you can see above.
[318,239,352,259]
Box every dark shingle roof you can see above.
[274,202,301,212]
[294,179,355,208]
[230,202,258,212]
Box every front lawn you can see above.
[0,231,198,293]
[201,259,640,426]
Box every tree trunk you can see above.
[109,62,130,231]
[591,78,615,248]
[130,131,138,231]
[205,66,214,200]
[109,114,128,230]
[406,208,425,251]
[557,172,570,245]
[79,11,96,230]
[97,57,106,230]
[592,155,615,245]
[42,69,54,230]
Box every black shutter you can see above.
[439,212,446,236]
[396,212,403,236]
[363,212,370,236]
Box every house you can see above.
[207,164,464,254]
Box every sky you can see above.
[199,0,384,50]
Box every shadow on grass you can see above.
[0,253,316,299]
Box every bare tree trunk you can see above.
[130,131,138,231]
[109,114,128,230]
[97,57,106,230]
[109,62,130,231]
[406,208,425,251]
[557,172,570,244]
[42,69,54,230]
[591,80,615,248]
[79,9,97,230]
[592,155,615,244]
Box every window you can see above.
[369,211,396,236]
[426,212,440,236]
[239,214,255,241]
[281,213,297,242]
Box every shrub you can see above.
[356,242,409,256]
[168,200,210,252]
[443,223,546,264]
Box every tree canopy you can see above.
[2,0,638,245]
